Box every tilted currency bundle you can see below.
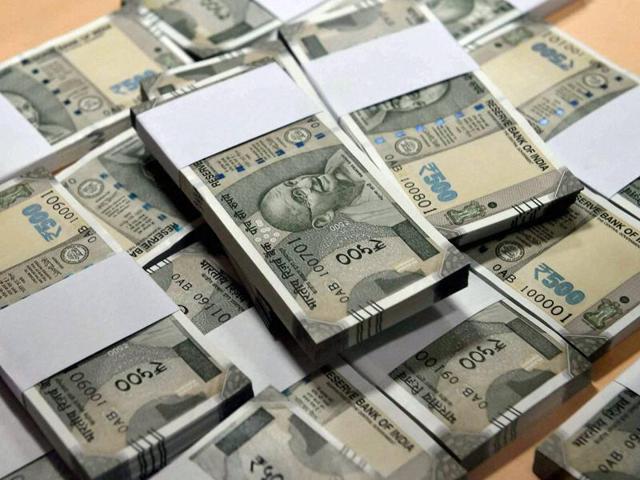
[154,386,385,479]
[0,8,190,181]
[468,16,640,219]
[346,272,591,469]
[283,363,466,479]
[283,0,583,246]
[57,129,200,266]
[466,189,640,360]
[134,62,469,360]
[0,379,73,480]
[127,0,327,59]
[535,359,640,480]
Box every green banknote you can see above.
[24,313,252,480]
[147,237,252,335]
[466,190,640,360]
[284,363,466,479]
[0,9,189,170]
[131,0,279,58]
[617,178,640,220]
[154,387,383,479]
[1,453,74,480]
[140,40,288,101]
[346,273,591,469]
[58,129,200,266]
[343,70,582,245]
[0,171,117,308]
[535,372,640,479]
[178,110,467,359]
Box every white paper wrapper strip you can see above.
[304,21,479,118]
[615,357,640,395]
[259,0,327,22]
[549,86,640,198]
[510,0,574,16]
[0,252,178,399]
[135,63,320,183]
[0,94,53,182]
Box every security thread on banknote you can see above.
[58,129,199,265]
[390,301,589,468]
[179,111,468,359]
[343,70,582,245]
[154,386,382,479]
[534,378,640,479]
[0,172,116,308]
[146,238,252,335]
[134,0,280,59]
[24,311,253,480]
[283,364,466,480]
[0,8,188,174]
[467,190,640,360]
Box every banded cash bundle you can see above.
[0,174,252,479]
[283,0,583,246]
[535,359,640,480]
[155,387,387,479]
[346,273,591,469]
[134,62,469,359]
[0,380,73,480]
[0,9,190,182]
[57,129,200,266]
[283,363,466,479]
[130,0,328,59]
[468,16,640,216]
[467,189,640,360]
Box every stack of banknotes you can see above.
[1,0,639,479]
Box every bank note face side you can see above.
[388,300,573,460]
[467,191,640,358]
[346,71,568,237]
[183,112,456,346]
[188,387,377,479]
[474,20,638,141]
[536,384,640,480]
[140,0,278,58]
[284,365,465,479]
[615,177,640,219]
[0,174,116,308]
[0,14,182,148]
[147,240,252,335]
[282,0,432,63]
[425,0,519,46]
[24,313,250,479]
[57,130,199,262]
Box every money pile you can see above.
[0,9,190,180]
[134,63,469,360]
[346,272,591,469]
[535,359,640,479]
[466,189,640,360]
[283,0,584,246]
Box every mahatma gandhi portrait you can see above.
[259,150,403,232]
[3,91,70,142]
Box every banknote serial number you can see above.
[250,455,284,480]
[398,178,437,215]
[531,42,574,71]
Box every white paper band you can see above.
[510,0,572,15]
[0,94,53,182]
[0,252,178,398]
[304,21,479,118]
[135,63,320,183]
[616,358,640,395]
[258,0,327,22]
[549,86,640,198]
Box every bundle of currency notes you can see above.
[154,386,386,479]
[133,63,469,360]
[466,189,640,360]
[467,15,640,219]
[57,129,200,266]
[0,9,190,180]
[283,363,467,479]
[346,272,591,469]
[535,358,640,479]
[283,0,584,246]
